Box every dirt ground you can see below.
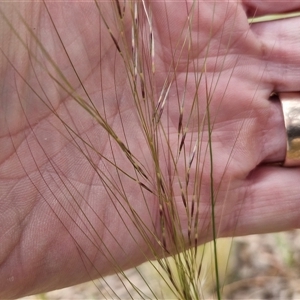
[22,230,300,300]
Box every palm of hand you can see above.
[1,1,300,298]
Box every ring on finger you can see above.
[278,92,300,167]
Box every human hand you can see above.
[1,1,300,298]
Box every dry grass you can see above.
[2,3,300,299]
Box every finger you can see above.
[242,16,300,167]
[243,0,300,17]
[250,17,300,92]
[223,166,300,237]
[244,17,300,166]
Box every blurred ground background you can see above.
[21,230,300,300]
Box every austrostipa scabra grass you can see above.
[2,1,300,299]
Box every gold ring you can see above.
[278,92,300,167]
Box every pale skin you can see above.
[1,1,300,298]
